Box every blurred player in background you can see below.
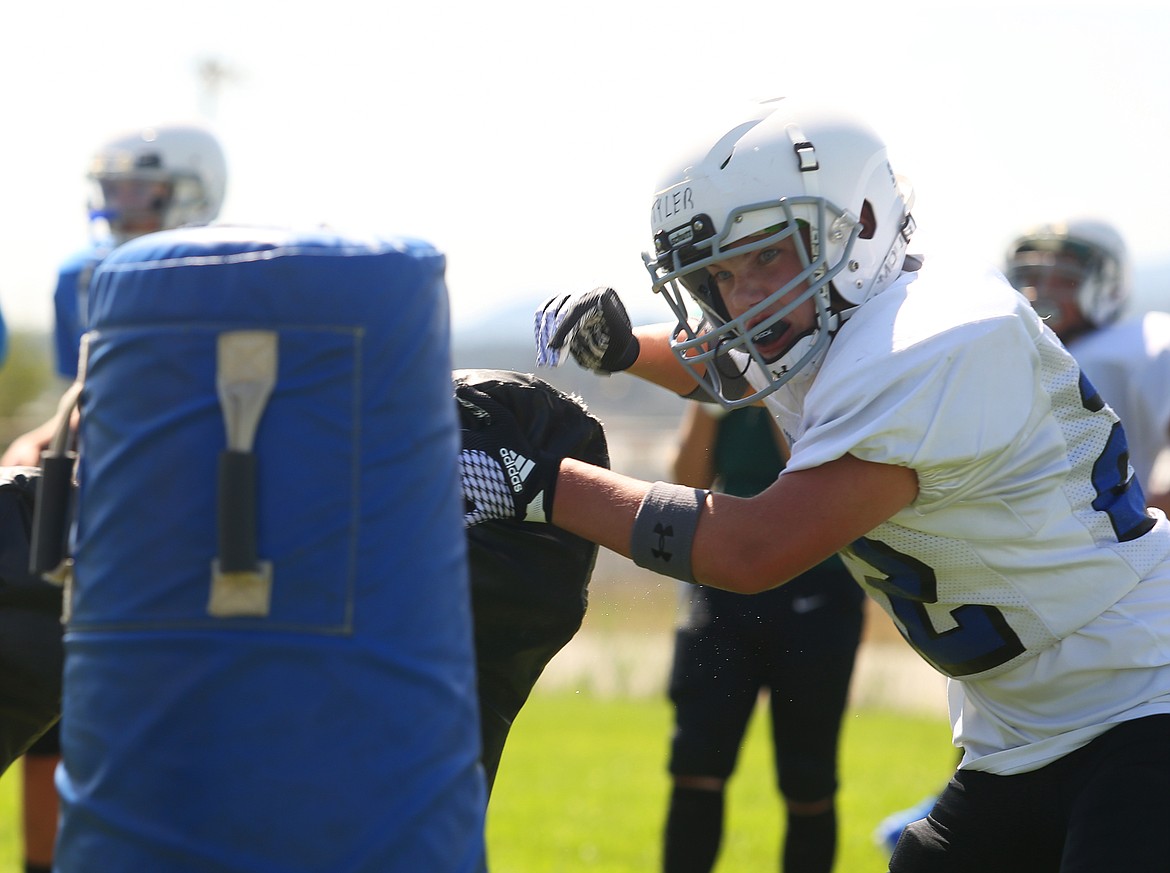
[1005,218,1170,511]
[461,95,1170,871]
[3,122,227,873]
[663,401,863,873]
[5,122,227,464]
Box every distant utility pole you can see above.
[195,56,240,120]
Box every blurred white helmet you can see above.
[642,97,915,406]
[1004,217,1130,336]
[87,123,228,244]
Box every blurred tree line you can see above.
[0,330,65,453]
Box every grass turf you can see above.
[486,690,951,872]
[0,691,952,872]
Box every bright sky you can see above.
[3,0,1168,334]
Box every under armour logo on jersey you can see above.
[651,522,674,562]
[499,447,535,493]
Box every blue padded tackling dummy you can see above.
[56,226,486,873]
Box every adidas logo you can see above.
[499,448,535,493]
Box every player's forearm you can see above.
[549,453,918,596]
[550,458,647,559]
[549,457,793,594]
[625,324,702,396]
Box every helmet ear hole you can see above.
[859,200,876,240]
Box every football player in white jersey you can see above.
[460,96,1170,871]
[1005,218,1170,513]
[877,216,1170,855]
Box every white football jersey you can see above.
[1065,311,1170,491]
[756,254,1170,775]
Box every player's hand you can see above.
[534,287,640,373]
[0,430,47,465]
[459,387,559,526]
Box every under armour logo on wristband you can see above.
[631,482,705,584]
[651,522,674,562]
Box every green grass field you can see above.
[486,691,951,872]
[0,690,951,873]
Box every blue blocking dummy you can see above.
[56,226,487,873]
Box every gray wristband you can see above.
[630,481,708,584]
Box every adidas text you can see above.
[499,448,535,493]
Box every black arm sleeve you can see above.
[454,369,609,794]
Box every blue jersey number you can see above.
[844,372,1152,677]
[1080,373,1155,542]
[843,537,1025,677]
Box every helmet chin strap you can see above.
[827,279,864,325]
[1030,298,1061,326]
[767,285,837,380]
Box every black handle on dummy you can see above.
[30,453,77,577]
[217,450,258,573]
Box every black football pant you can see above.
[890,714,1170,873]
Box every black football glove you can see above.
[534,287,640,374]
[458,388,559,527]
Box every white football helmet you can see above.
[642,97,915,407]
[1004,218,1130,337]
[87,124,228,244]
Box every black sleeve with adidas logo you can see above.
[454,369,609,794]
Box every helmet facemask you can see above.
[89,171,214,244]
[644,195,861,408]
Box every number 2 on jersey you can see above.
[1080,373,1155,542]
[845,372,1153,677]
[845,537,1025,677]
